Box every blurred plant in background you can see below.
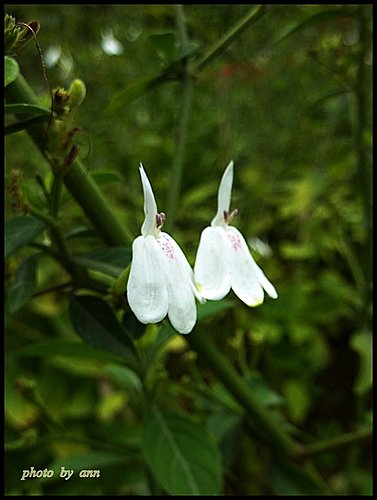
[5,4,372,496]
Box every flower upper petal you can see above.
[194,226,231,300]
[139,163,158,237]
[225,226,265,306]
[158,232,198,334]
[127,235,168,323]
[211,160,234,227]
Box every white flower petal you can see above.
[211,160,234,227]
[156,233,197,334]
[194,226,231,300]
[158,232,205,305]
[139,164,158,237]
[225,227,265,306]
[249,258,278,299]
[127,235,168,323]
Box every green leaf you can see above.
[89,171,122,186]
[49,450,131,478]
[5,216,46,258]
[11,340,125,364]
[7,254,39,313]
[122,309,146,339]
[142,322,176,364]
[66,226,98,241]
[148,32,177,61]
[73,246,132,277]
[96,391,128,421]
[107,74,167,113]
[246,371,285,408]
[197,299,235,320]
[5,56,19,87]
[142,408,222,495]
[350,330,372,395]
[5,372,39,430]
[178,40,199,59]
[282,378,311,424]
[69,295,137,363]
[268,460,326,495]
[5,103,51,116]
[207,412,242,468]
[144,299,236,362]
[276,9,352,43]
[5,115,50,135]
[105,364,142,392]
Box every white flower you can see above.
[194,160,278,306]
[127,164,204,334]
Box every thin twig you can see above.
[296,427,372,459]
[191,5,267,74]
[32,281,73,299]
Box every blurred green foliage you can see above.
[5,4,372,495]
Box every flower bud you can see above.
[69,79,86,111]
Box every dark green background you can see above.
[5,4,372,495]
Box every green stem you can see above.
[191,5,267,74]
[297,427,371,459]
[28,207,107,293]
[165,73,193,231]
[165,5,267,228]
[164,6,194,231]
[63,160,134,246]
[6,73,133,247]
[7,52,299,459]
[174,5,188,49]
[28,207,84,281]
[50,172,64,218]
[171,5,298,458]
[186,331,300,458]
[32,281,73,298]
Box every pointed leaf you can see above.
[178,40,199,59]
[5,115,50,135]
[350,330,372,395]
[89,171,122,185]
[5,56,19,87]
[276,9,352,43]
[197,298,235,321]
[5,103,51,116]
[7,254,39,313]
[11,340,125,364]
[5,216,46,258]
[69,295,137,363]
[73,246,132,277]
[148,32,177,61]
[142,408,222,495]
[268,460,326,495]
[107,74,166,113]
